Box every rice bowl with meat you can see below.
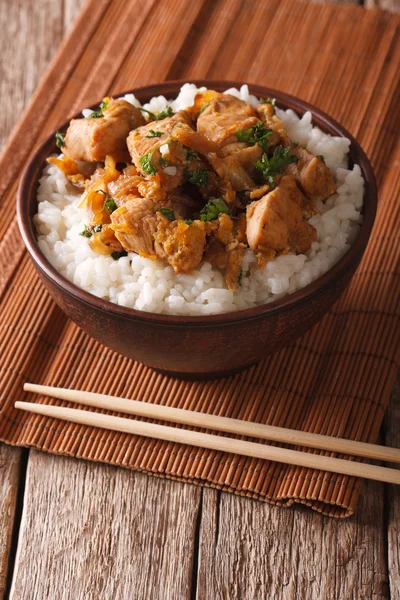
[34,83,364,316]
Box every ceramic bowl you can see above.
[17,80,377,378]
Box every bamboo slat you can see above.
[0,0,399,517]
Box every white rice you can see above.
[34,83,364,316]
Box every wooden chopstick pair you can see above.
[15,383,400,485]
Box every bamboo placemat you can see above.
[0,0,399,517]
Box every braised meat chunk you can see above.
[246,175,316,255]
[110,197,159,258]
[284,146,336,202]
[62,99,144,163]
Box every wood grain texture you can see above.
[0,0,399,518]
[0,0,398,598]
[386,375,400,599]
[9,451,201,600]
[0,447,22,600]
[0,2,85,598]
[197,484,388,599]
[365,0,400,12]
[0,0,86,150]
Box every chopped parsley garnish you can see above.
[139,107,157,120]
[97,190,118,214]
[200,197,230,222]
[158,156,169,167]
[184,146,199,162]
[198,102,210,114]
[316,154,325,164]
[159,208,176,221]
[80,225,93,238]
[139,151,157,175]
[79,223,103,238]
[111,251,128,260]
[185,219,194,225]
[146,130,163,138]
[238,269,243,285]
[156,106,174,120]
[235,122,272,151]
[88,98,109,119]
[186,168,209,188]
[255,146,299,186]
[139,106,174,121]
[260,97,276,106]
[55,131,65,149]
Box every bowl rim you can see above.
[17,79,377,327]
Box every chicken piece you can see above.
[165,191,203,220]
[154,218,207,273]
[256,102,287,148]
[257,103,336,202]
[107,166,142,207]
[110,197,158,258]
[203,239,228,269]
[206,213,248,291]
[197,93,258,149]
[246,175,316,255]
[225,245,246,291]
[284,147,336,202]
[207,153,255,191]
[62,99,144,163]
[127,111,195,192]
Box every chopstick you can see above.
[23,383,400,463]
[15,383,400,486]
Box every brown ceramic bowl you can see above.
[17,80,377,378]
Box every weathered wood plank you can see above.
[0,0,86,150]
[197,484,388,599]
[0,446,22,600]
[365,0,400,12]
[0,2,86,598]
[386,374,400,599]
[9,451,201,600]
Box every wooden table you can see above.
[1,1,399,598]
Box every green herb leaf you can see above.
[316,154,325,164]
[159,208,176,221]
[93,224,103,233]
[97,190,118,214]
[235,122,272,151]
[111,250,128,260]
[139,105,174,121]
[255,146,299,186]
[79,225,93,238]
[184,219,194,225]
[237,269,243,285]
[200,197,230,222]
[146,130,163,138]
[55,131,65,149]
[155,106,174,120]
[158,156,169,167]
[198,102,210,114]
[88,98,109,119]
[184,146,199,162]
[139,151,157,176]
[186,168,209,188]
[260,97,276,106]
[139,107,157,120]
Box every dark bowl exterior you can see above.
[17,80,377,377]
